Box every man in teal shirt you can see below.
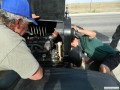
[71,25,120,73]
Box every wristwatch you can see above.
[76,27,79,32]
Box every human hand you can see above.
[52,31,58,37]
[32,14,40,19]
[49,31,59,40]
[71,38,78,47]
[71,25,79,32]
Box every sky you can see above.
[66,0,120,4]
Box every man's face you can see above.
[14,19,29,36]
[71,38,79,47]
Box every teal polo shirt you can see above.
[79,35,119,61]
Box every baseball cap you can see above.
[1,0,38,25]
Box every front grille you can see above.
[29,26,48,37]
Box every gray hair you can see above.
[0,9,31,26]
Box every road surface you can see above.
[71,13,120,38]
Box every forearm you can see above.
[77,28,96,39]
[72,25,96,39]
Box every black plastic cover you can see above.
[14,68,120,90]
[28,0,65,21]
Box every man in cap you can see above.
[0,0,43,80]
